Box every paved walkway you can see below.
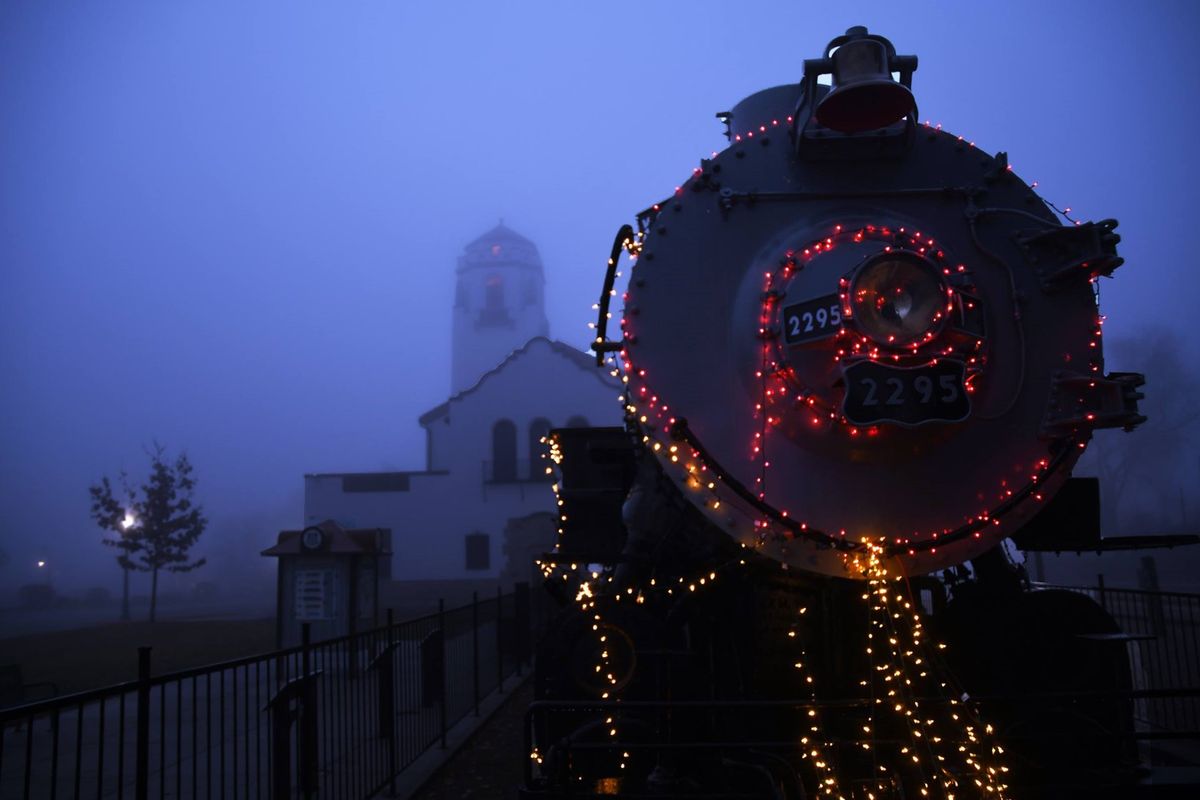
[409,678,532,799]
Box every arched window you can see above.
[529,417,552,480]
[485,275,504,310]
[478,274,512,327]
[566,415,590,428]
[492,420,517,482]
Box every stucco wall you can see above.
[304,339,619,581]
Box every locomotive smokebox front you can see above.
[605,26,1144,578]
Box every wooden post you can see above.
[472,591,480,716]
[438,599,447,749]
[135,646,151,800]
[496,586,505,694]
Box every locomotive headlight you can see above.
[849,251,946,346]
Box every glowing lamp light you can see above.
[850,251,946,346]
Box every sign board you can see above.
[295,569,337,621]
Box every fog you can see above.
[2,1,1198,610]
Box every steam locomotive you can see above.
[524,28,1149,799]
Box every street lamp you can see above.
[119,512,137,621]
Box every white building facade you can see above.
[304,224,619,582]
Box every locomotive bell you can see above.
[814,27,915,133]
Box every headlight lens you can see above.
[850,252,946,346]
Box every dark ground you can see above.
[411,678,533,799]
[1,617,275,695]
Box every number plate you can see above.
[842,360,971,426]
[782,294,842,344]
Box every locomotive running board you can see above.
[1010,477,1200,553]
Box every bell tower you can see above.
[451,222,550,394]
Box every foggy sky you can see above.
[2,1,1198,592]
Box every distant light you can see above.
[36,560,46,568]
[122,512,137,530]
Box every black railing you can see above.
[1037,582,1200,738]
[0,585,532,799]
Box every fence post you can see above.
[439,598,448,749]
[267,687,294,800]
[1097,573,1107,611]
[472,591,480,717]
[496,586,505,694]
[301,621,311,681]
[386,608,397,773]
[378,608,398,796]
[1138,556,1167,636]
[135,646,152,800]
[299,622,318,800]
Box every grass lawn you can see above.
[2,618,275,696]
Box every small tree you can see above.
[89,469,139,619]
[89,445,208,622]
[1082,328,1199,534]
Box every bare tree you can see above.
[89,445,208,622]
[1082,327,1200,534]
[88,470,140,620]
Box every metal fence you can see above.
[1038,582,1200,746]
[0,585,531,799]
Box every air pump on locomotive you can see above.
[523,28,1156,799]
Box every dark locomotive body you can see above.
[522,28,1151,800]
[526,434,1137,798]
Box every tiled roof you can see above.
[463,221,536,251]
[261,519,391,556]
[418,336,614,427]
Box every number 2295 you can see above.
[858,374,960,406]
[787,303,841,338]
